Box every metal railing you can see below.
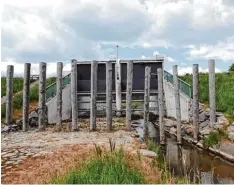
[45,73,71,101]
[164,70,192,98]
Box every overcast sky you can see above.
[1,0,234,76]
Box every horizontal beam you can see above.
[77,100,158,103]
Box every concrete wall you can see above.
[47,84,71,123]
[47,80,190,123]
[164,80,191,121]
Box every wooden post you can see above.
[115,61,122,117]
[38,62,46,131]
[106,60,113,131]
[173,65,182,144]
[23,63,31,131]
[208,59,216,126]
[56,62,63,130]
[143,66,151,139]
[90,60,98,131]
[157,68,165,145]
[71,59,78,131]
[193,64,199,141]
[126,61,133,131]
[6,65,14,126]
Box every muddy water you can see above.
[162,136,234,184]
[132,119,234,184]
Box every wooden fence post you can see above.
[38,62,46,131]
[106,60,113,131]
[71,59,78,131]
[157,68,165,145]
[173,65,182,144]
[90,60,98,131]
[6,65,14,126]
[143,66,151,139]
[193,64,199,141]
[115,61,122,117]
[56,62,63,130]
[126,60,133,131]
[208,59,216,126]
[23,63,31,131]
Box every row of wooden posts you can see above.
[5,59,216,145]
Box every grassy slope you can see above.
[1,77,24,97]
[180,72,234,119]
[1,77,56,120]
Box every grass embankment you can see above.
[1,77,56,121]
[1,77,24,97]
[52,140,189,184]
[180,72,234,120]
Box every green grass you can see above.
[1,77,24,97]
[180,72,234,119]
[146,139,191,184]
[121,101,144,109]
[1,77,56,120]
[203,130,228,148]
[51,147,145,184]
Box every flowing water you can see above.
[132,119,234,184]
[163,136,234,184]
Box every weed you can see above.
[121,101,143,109]
[108,138,116,152]
[203,130,228,148]
[52,147,145,184]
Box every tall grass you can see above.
[146,139,191,184]
[52,147,145,184]
[51,139,189,184]
[1,77,56,120]
[180,72,234,119]
[1,77,24,97]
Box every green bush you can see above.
[180,73,234,119]
[1,77,56,120]
[203,130,227,148]
[1,77,24,97]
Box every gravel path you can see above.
[1,120,140,183]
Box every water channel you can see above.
[133,119,234,184]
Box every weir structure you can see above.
[4,56,217,145]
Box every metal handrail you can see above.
[164,70,192,98]
[45,73,71,101]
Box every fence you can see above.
[164,70,192,98]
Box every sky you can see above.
[1,0,234,76]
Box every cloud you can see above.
[170,66,222,76]
[167,57,175,62]
[1,0,234,69]
[1,58,71,77]
[186,36,234,61]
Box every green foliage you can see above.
[1,77,56,120]
[146,139,165,169]
[228,63,234,72]
[51,147,145,184]
[121,101,143,109]
[180,72,234,119]
[146,139,190,184]
[1,77,24,97]
[203,130,228,148]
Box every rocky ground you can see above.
[1,118,152,184]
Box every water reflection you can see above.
[164,136,234,184]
